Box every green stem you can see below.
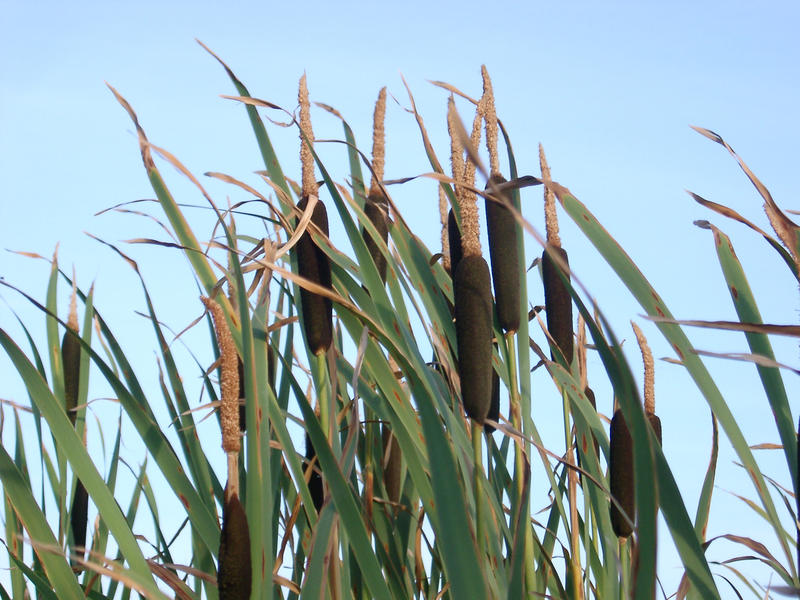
[505,332,535,592]
[472,420,485,561]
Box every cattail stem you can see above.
[472,421,486,559]
[505,333,533,587]
[567,442,584,600]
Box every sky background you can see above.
[2,0,799,596]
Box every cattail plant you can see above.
[609,403,634,539]
[609,325,662,539]
[482,66,520,334]
[448,96,493,425]
[362,87,390,284]
[381,425,403,506]
[295,75,332,355]
[304,432,324,513]
[540,145,574,365]
[62,281,88,561]
[202,296,252,599]
[633,322,661,445]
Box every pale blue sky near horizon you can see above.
[2,0,799,595]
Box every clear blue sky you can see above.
[2,0,799,595]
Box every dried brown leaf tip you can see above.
[202,296,241,454]
[299,74,316,198]
[370,87,387,194]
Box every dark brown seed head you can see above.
[485,174,520,333]
[447,209,462,279]
[609,408,634,538]
[542,244,574,365]
[381,425,403,505]
[362,189,389,284]
[304,433,324,513]
[218,492,252,600]
[70,480,88,561]
[483,366,500,434]
[295,195,332,355]
[454,255,493,423]
[61,329,80,427]
[647,413,662,446]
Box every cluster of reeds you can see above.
[2,47,799,600]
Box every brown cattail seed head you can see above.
[62,283,81,427]
[218,491,252,599]
[483,366,500,434]
[70,481,88,560]
[447,209,463,279]
[304,433,324,513]
[609,408,634,538]
[454,255,493,423]
[542,245,574,365]
[381,425,403,505]
[363,190,389,284]
[295,195,333,355]
[202,297,241,454]
[485,173,520,333]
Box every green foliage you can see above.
[1,49,797,599]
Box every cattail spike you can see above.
[447,100,481,258]
[609,408,634,538]
[632,322,655,415]
[369,87,387,194]
[454,255,493,423]
[296,195,333,353]
[485,173,520,332]
[540,144,561,248]
[299,74,316,198]
[218,490,252,599]
[481,65,500,176]
[202,297,241,454]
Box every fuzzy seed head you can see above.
[632,321,655,415]
[370,87,387,194]
[67,273,79,332]
[299,74,316,198]
[481,65,500,176]
[202,297,241,454]
[540,144,561,248]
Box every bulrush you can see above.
[540,145,574,365]
[381,425,403,506]
[448,95,493,424]
[63,281,88,560]
[295,74,333,355]
[304,432,324,513]
[362,87,390,284]
[633,322,662,446]
[202,296,251,599]
[482,66,520,334]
